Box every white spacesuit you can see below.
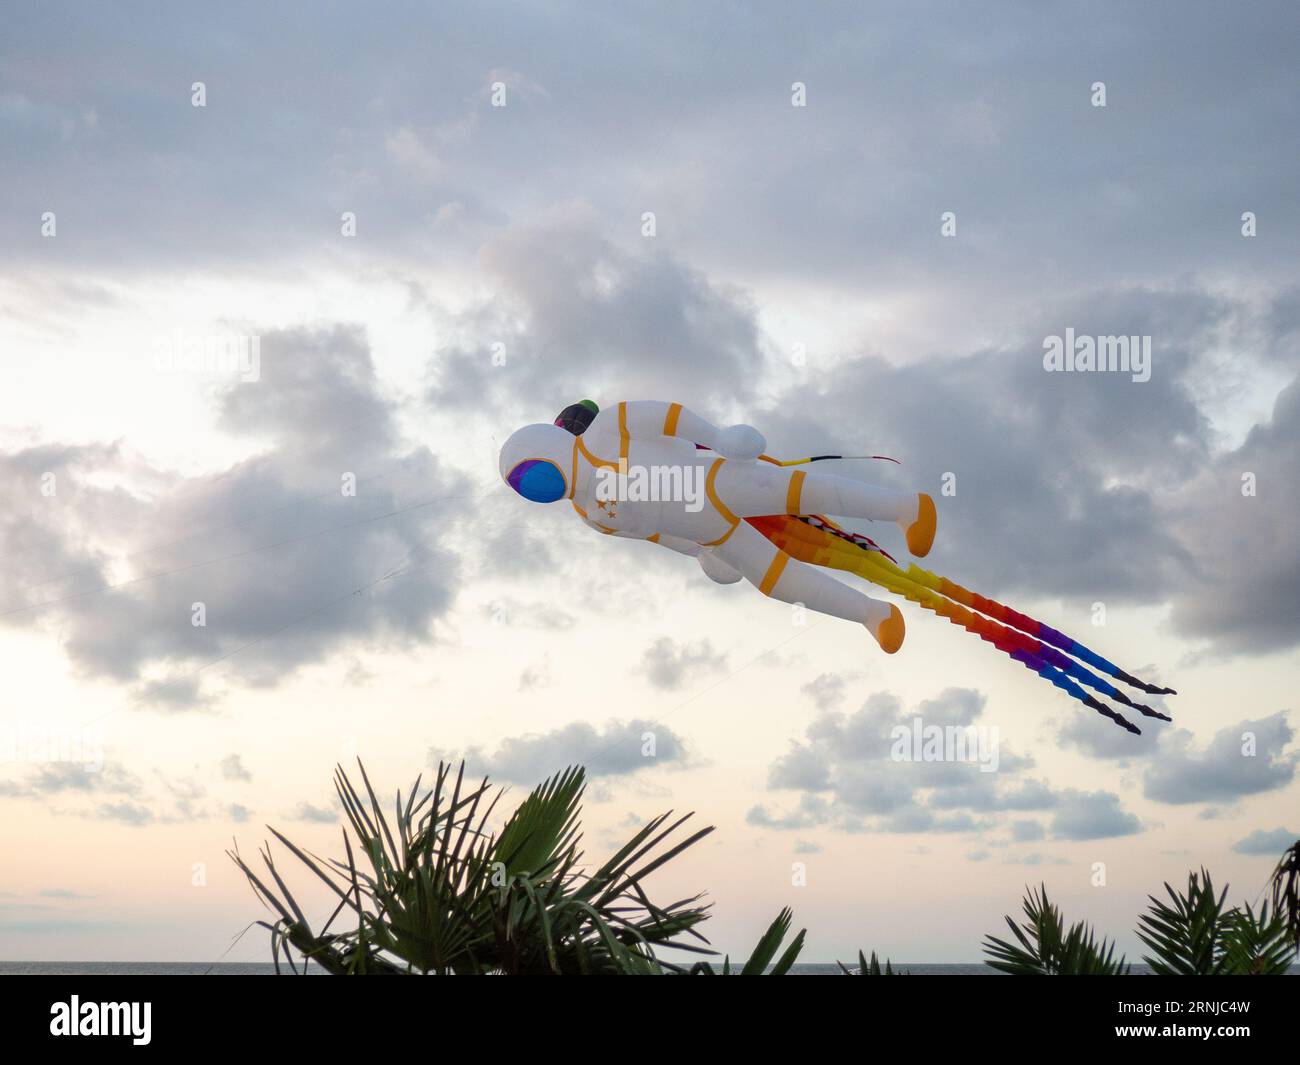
[499,400,937,653]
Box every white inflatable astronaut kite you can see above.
[498,399,1178,736]
[499,399,932,653]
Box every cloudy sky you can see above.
[1,1,1297,964]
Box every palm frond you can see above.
[1267,839,1300,947]
[1218,902,1297,975]
[984,884,1128,975]
[229,760,720,974]
[839,949,906,975]
[1137,869,1231,975]
[689,908,807,975]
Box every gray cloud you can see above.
[0,762,143,798]
[752,687,1138,836]
[1011,820,1046,842]
[438,717,689,785]
[218,325,398,466]
[483,597,576,631]
[5,2,1296,301]
[767,743,833,793]
[800,672,856,711]
[1049,790,1142,841]
[1058,710,1164,760]
[517,658,552,691]
[914,688,987,728]
[636,637,728,691]
[925,775,1057,813]
[1003,853,1069,866]
[94,800,154,826]
[747,793,832,832]
[1165,375,1300,654]
[761,290,1214,600]
[0,757,256,827]
[130,675,216,713]
[1142,713,1296,805]
[0,327,465,706]
[879,808,984,835]
[748,283,1300,670]
[288,801,338,824]
[426,204,768,422]
[220,754,252,782]
[1231,827,1298,856]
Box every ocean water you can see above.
[4,960,1290,975]
[0,960,996,975]
[0,961,990,975]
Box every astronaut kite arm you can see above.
[651,532,701,557]
[610,400,766,460]
[643,532,741,583]
[580,518,699,558]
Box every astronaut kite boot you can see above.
[867,601,906,655]
[898,493,937,558]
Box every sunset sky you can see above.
[1,1,1297,964]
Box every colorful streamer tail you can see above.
[747,513,1174,735]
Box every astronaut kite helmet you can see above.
[498,422,575,503]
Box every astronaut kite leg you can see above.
[713,461,937,558]
[707,522,907,653]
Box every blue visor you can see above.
[507,459,567,503]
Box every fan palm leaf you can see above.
[230,760,723,974]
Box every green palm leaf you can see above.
[230,760,723,975]
[1137,869,1231,975]
[984,884,1127,975]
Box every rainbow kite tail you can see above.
[1031,644,1171,722]
[1010,650,1142,735]
[902,564,1176,696]
[746,514,1173,734]
[861,552,1148,734]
